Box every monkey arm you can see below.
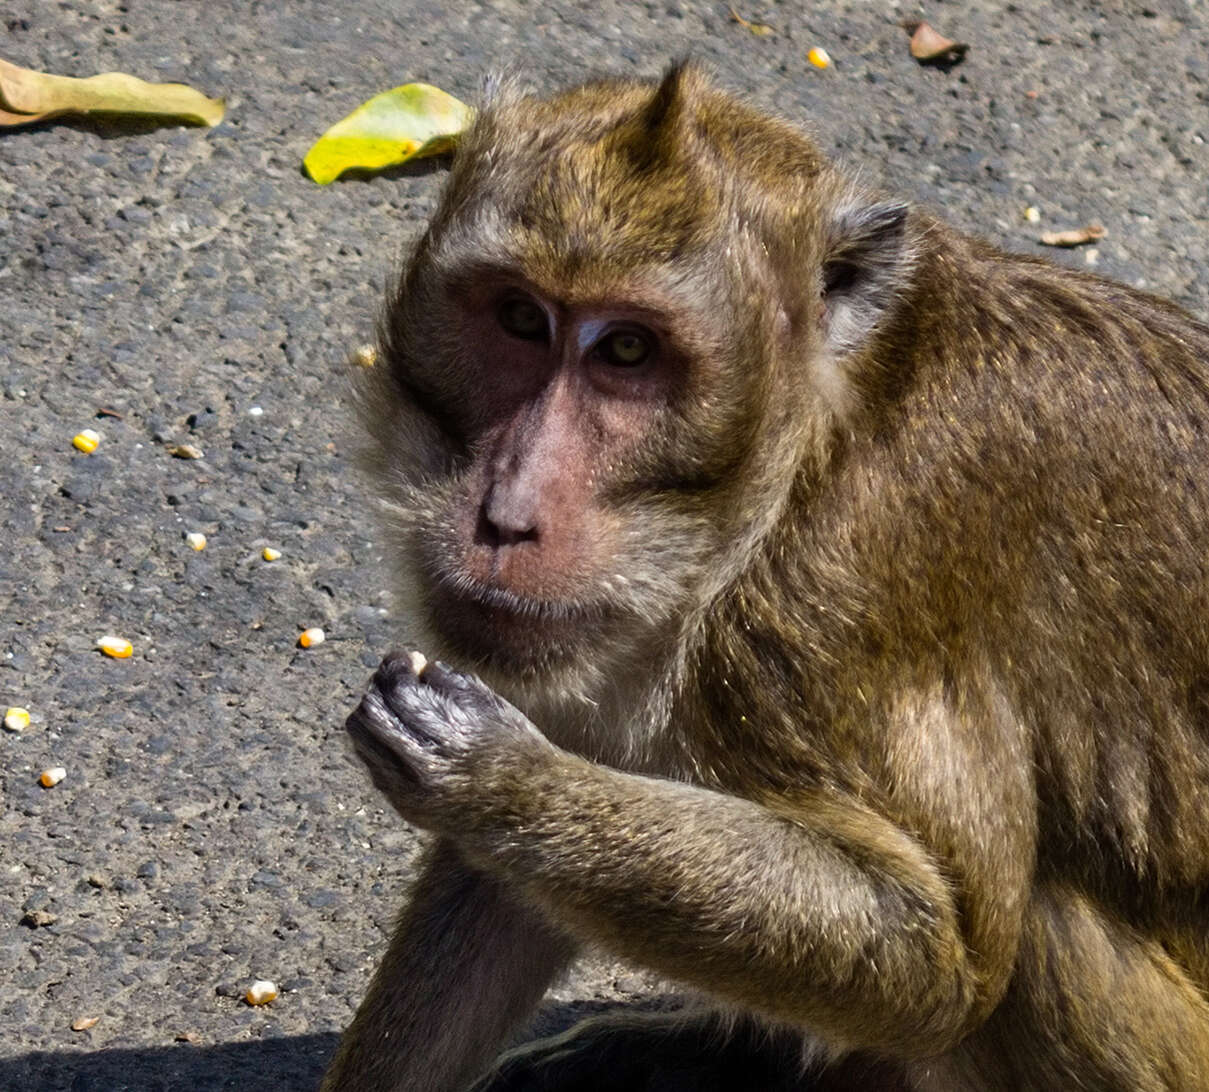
[466,758,996,1060]
[320,838,576,1092]
[347,654,1028,1062]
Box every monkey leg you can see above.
[320,838,576,1092]
[917,883,1209,1092]
[473,1009,910,1092]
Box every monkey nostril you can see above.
[476,501,539,550]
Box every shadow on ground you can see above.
[0,1032,338,1092]
[0,1000,627,1091]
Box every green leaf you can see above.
[303,82,474,185]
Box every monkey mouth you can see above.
[426,573,608,667]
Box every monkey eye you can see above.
[498,297,549,340]
[593,328,653,368]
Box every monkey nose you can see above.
[476,494,540,549]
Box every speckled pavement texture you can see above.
[1,2,1206,1088]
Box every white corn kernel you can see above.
[245,980,278,1005]
[97,635,134,659]
[40,766,66,787]
[185,532,207,551]
[298,627,325,649]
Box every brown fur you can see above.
[324,63,1209,1091]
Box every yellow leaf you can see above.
[303,83,474,185]
[0,57,224,127]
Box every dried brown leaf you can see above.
[1039,224,1106,248]
[729,6,775,36]
[903,21,969,65]
[71,1016,100,1032]
[0,57,223,127]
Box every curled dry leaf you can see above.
[729,6,775,36]
[71,1016,100,1032]
[902,21,969,65]
[1039,224,1106,248]
[0,57,223,127]
[304,83,474,185]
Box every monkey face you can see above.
[389,266,725,678]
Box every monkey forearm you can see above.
[321,839,576,1092]
[458,756,979,1057]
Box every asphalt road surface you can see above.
[2,1,1207,1089]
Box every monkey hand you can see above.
[345,650,551,831]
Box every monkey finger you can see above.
[374,648,423,686]
[418,660,476,695]
[345,700,424,784]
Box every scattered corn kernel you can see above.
[97,635,134,659]
[4,707,30,732]
[408,650,428,674]
[73,428,101,453]
[71,1016,100,1031]
[262,546,282,562]
[245,980,278,1006]
[1024,206,1041,223]
[807,46,831,69]
[351,343,378,368]
[185,532,207,551]
[299,627,325,648]
[40,766,66,787]
[169,443,204,460]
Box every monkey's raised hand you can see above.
[345,650,550,830]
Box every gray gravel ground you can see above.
[1,1,1207,1089]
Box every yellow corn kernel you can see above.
[299,627,325,648]
[351,343,378,368]
[73,429,101,453]
[1024,206,1041,223]
[97,635,133,659]
[262,547,282,562]
[40,766,66,787]
[245,980,278,1005]
[808,46,831,69]
[185,532,207,551]
[4,706,30,732]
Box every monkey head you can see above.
[358,63,915,696]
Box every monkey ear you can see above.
[820,199,912,357]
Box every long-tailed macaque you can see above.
[321,62,1209,1091]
